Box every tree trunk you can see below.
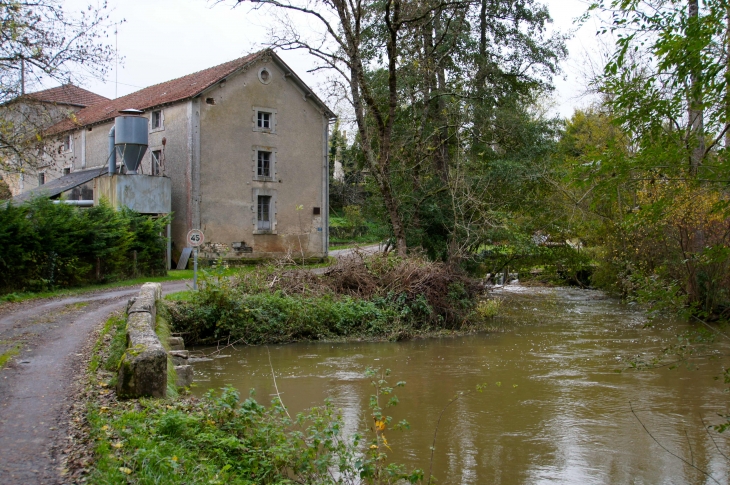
[374,163,408,255]
[686,0,705,307]
[433,13,450,182]
[688,0,705,175]
[725,5,730,149]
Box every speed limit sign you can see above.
[187,229,204,247]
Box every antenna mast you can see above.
[115,25,118,99]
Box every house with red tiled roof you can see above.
[26,83,110,108]
[21,49,335,263]
[0,84,110,195]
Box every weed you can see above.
[0,344,21,369]
[85,371,423,484]
[476,298,502,319]
[102,313,127,374]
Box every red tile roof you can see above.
[48,51,265,134]
[26,84,110,107]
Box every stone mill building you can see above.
[15,49,335,264]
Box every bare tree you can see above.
[227,0,467,255]
[0,1,116,184]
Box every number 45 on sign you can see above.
[187,229,204,247]
[186,229,204,290]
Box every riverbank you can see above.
[66,284,730,484]
[165,253,495,346]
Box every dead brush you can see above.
[267,250,482,326]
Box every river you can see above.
[190,285,730,484]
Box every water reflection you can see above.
[190,286,730,484]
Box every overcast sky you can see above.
[59,0,601,119]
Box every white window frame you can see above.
[253,106,277,134]
[150,109,164,132]
[38,172,46,186]
[151,149,163,176]
[252,188,277,234]
[62,134,72,153]
[252,145,276,181]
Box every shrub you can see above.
[0,197,169,293]
[596,183,730,318]
[476,298,502,319]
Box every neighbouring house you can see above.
[14,49,335,263]
[0,84,110,195]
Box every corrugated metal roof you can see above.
[12,166,108,203]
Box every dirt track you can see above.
[0,246,381,484]
[0,281,190,484]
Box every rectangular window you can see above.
[257,196,272,231]
[62,135,72,152]
[63,167,71,176]
[257,151,271,178]
[253,107,277,133]
[151,150,162,176]
[257,111,271,129]
[151,110,163,130]
[38,173,45,186]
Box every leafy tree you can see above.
[595,0,730,180]
[563,0,730,314]
[228,0,565,258]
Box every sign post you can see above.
[186,229,204,290]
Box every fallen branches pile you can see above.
[270,251,481,324]
[167,252,484,345]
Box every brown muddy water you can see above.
[190,286,730,484]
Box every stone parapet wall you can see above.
[116,283,167,398]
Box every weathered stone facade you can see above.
[14,51,334,262]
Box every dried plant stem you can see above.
[700,414,730,462]
[427,390,473,485]
[630,401,720,485]
[267,345,291,419]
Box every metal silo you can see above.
[114,109,149,174]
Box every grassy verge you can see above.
[329,236,383,248]
[0,271,195,305]
[329,242,382,251]
[0,257,342,307]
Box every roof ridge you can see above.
[44,49,335,135]
[45,50,268,134]
[137,50,267,92]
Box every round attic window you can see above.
[258,67,272,84]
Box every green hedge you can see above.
[0,197,169,293]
